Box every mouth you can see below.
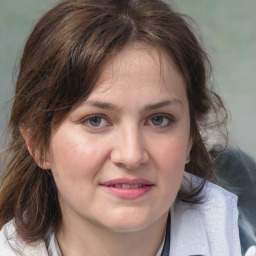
[100,178,154,199]
[104,183,149,189]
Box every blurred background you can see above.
[172,0,256,160]
[0,0,255,159]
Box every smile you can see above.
[101,178,154,199]
[105,184,148,189]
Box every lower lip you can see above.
[102,186,153,199]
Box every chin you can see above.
[103,220,151,233]
[96,209,164,233]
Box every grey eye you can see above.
[151,116,165,126]
[84,115,109,128]
[88,116,102,127]
[148,115,172,127]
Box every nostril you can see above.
[116,162,130,169]
[115,162,139,170]
[110,135,149,169]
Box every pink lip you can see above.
[100,178,154,199]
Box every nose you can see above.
[111,126,149,170]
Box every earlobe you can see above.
[186,137,193,164]
[20,127,34,157]
[20,126,51,170]
[37,156,51,170]
[185,154,190,164]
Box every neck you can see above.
[56,212,168,256]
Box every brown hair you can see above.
[0,0,227,244]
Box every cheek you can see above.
[160,142,187,189]
[151,135,189,190]
[152,135,190,168]
[49,132,108,182]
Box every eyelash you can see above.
[81,115,111,128]
[81,113,175,129]
[146,114,175,128]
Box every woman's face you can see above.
[45,43,192,234]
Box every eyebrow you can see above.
[84,101,121,111]
[143,99,183,111]
[84,99,183,112]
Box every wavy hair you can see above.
[0,0,227,243]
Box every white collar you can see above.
[169,172,241,256]
[0,172,242,256]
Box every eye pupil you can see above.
[152,116,163,126]
[89,117,101,126]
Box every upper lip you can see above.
[101,178,154,186]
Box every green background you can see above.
[0,0,255,158]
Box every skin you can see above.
[33,43,192,256]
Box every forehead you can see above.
[91,42,186,97]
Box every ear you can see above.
[185,136,193,164]
[20,126,51,170]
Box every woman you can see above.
[0,0,242,255]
